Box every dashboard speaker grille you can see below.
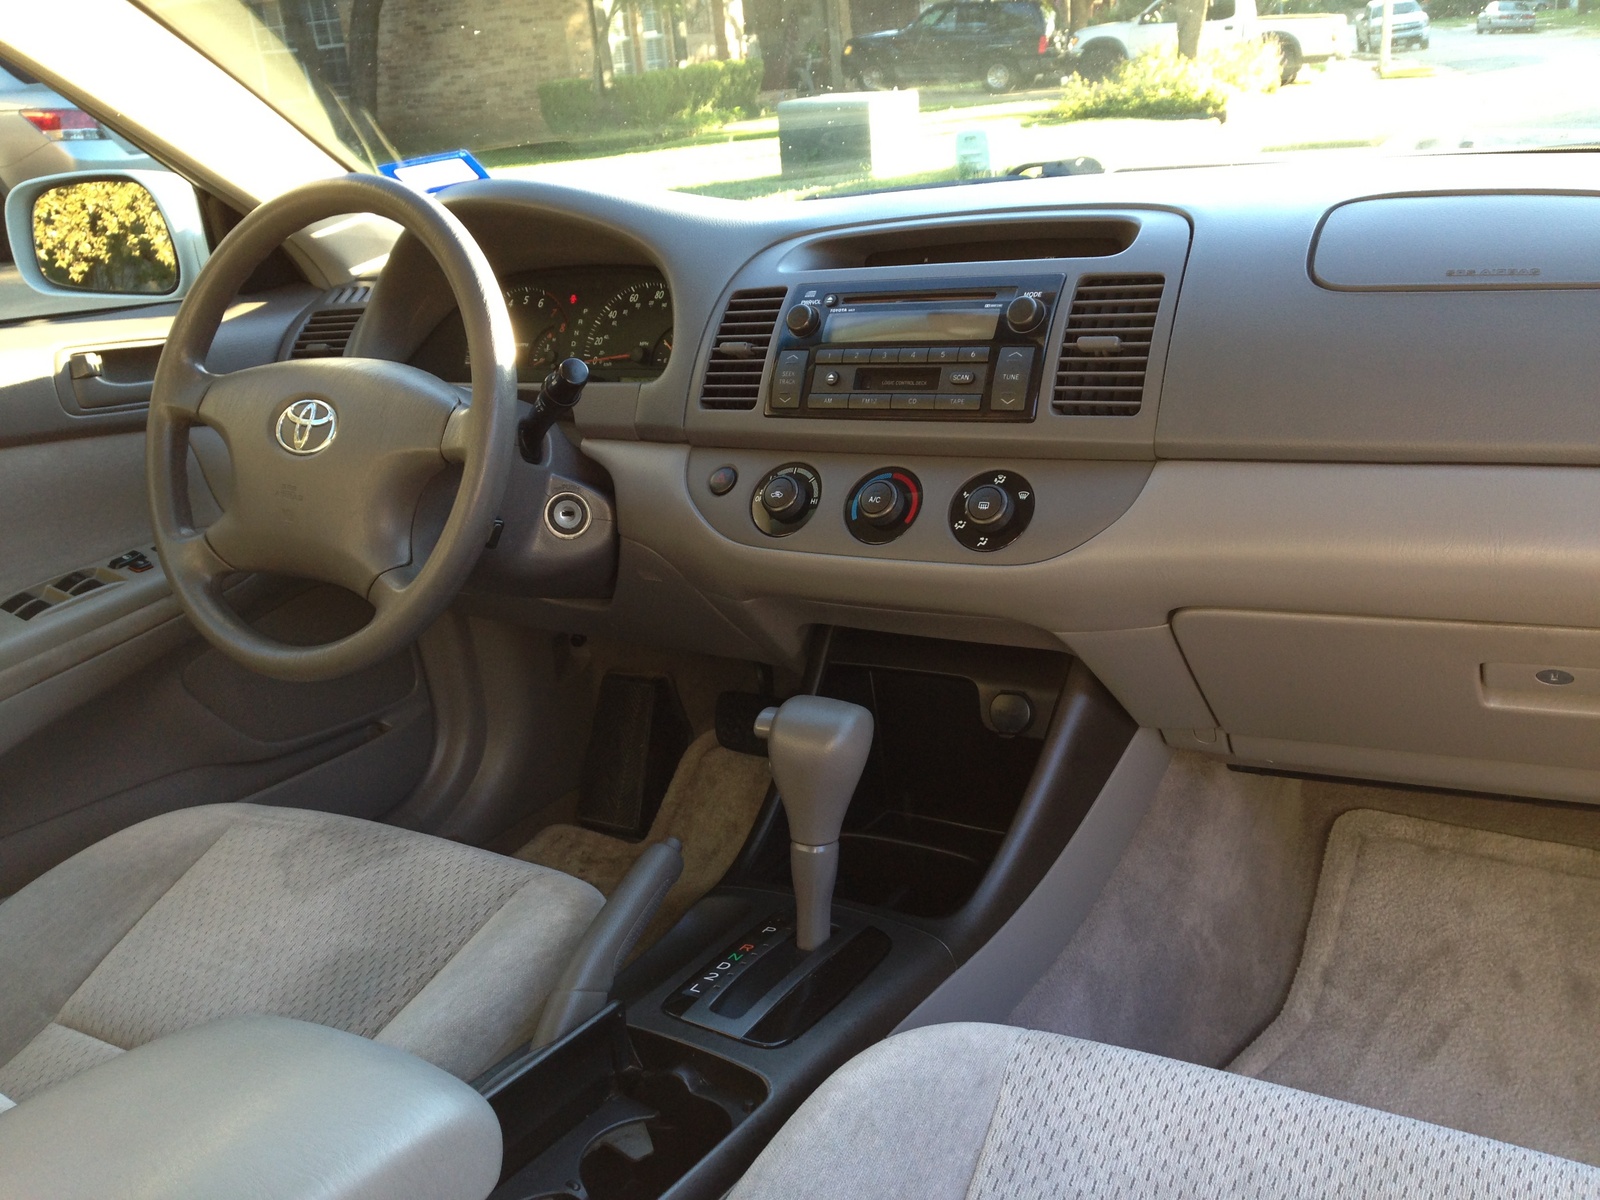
[700,286,788,410]
[1052,274,1164,416]
[288,285,371,359]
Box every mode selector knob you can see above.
[784,304,822,336]
[760,473,812,522]
[1004,295,1047,335]
[964,485,1013,528]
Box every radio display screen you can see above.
[823,309,999,344]
[855,365,941,391]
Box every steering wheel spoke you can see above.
[164,530,235,589]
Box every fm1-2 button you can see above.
[949,470,1035,553]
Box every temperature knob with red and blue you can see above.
[846,468,922,545]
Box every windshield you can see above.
[132,0,1599,202]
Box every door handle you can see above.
[60,343,162,411]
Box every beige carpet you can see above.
[1229,809,1600,1165]
[518,730,771,952]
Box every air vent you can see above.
[700,287,788,410]
[287,285,371,360]
[1052,274,1165,416]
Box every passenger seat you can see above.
[728,1023,1600,1199]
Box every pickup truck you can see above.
[1068,0,1355,84]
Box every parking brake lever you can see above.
[518,356,589,463]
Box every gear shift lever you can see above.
[754,696,874,952]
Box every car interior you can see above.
[6,3,1600,1198]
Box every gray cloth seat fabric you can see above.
[729,1023,1600,1200]
[0,803,604,1103]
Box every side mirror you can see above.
[4,169,208,303]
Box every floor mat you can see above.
[1229,809,1600,1165]
[517,730,771,952]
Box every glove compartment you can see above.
[1172,609,1600,802]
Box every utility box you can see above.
[777,90,921,179]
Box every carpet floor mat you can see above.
[1229,809,1600,1164]
[518,730,771,954]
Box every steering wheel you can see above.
[147,174,516,683]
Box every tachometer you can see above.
[503,284,570,379]
[574,279,672,380]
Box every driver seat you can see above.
[0,802,603,1106]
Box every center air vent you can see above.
[287,284,371,360]
[700,287,787,410]
[1052,275,1165,416]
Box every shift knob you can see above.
[755,695,874,951]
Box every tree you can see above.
[32,181,177,294]
[1174,0,1206,55]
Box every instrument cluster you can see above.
[411,265,672,384]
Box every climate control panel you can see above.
[693,449,1152,567]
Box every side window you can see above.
[915,5,956,29]
[1207,0,1237,19]
[1139,4,1171,24]
[956,3,994,28]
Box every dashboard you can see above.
[409,265,673,384]
[351,153,1600,811]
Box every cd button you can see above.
[929,347,961,364]
[936,393,981,412]
[960,346,991,362]
[849,392,893,410]
[892,393,937,411]
[899,347,928,363]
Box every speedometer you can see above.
[574,279,672,380]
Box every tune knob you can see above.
[784,304,822,336]
[1004,295,1047,335]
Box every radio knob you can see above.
[759,472,813,523]
[784,304,822,336]
[1004,295,1047,335]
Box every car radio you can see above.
[767,276,1061,421]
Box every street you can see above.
[498,15,1600,197]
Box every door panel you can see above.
[0,282,441,894]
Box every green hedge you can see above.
[540,60,763,137]
[1053,41,1280,122]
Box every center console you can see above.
[480,629,1136,1200]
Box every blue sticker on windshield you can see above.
[379,149,490,193]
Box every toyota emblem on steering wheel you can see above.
[275,398,337,455]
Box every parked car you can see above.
[0,63,155,195]
[1068,0,1353,84]
[843,0,1063,94]
[1355,0,1431,50]
[1478,0,1537,31]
